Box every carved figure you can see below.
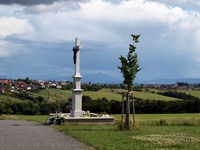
[73,46,79,64]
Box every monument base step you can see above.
[64,117,114,124]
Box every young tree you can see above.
[118,34,141,130]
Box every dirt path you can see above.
[0,120,94,150]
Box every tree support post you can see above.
[121,92,125,129]
[131,93,136,129]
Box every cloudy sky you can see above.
[0,0,200,83]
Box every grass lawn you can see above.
[54,113,200,150]
[1,113,200,149]
[55,123,200,150]
[112,113,200,120]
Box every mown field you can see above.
[1,113,200,150]
[28,89,71,102]
[2,88,200,103]
[27,88,181,102]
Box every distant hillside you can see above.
[142,78,200,84]
[82,73,122,84]
[57,73,122,84]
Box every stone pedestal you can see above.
[70,38,83,117]
[71,77,84,117]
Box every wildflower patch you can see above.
[132,133,200,148]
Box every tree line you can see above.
[157,91,199,100]
[82,96,200,114]
[0,92,69,115]
[1,91,200,115]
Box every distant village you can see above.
[144,82,200,91]
[0,78,70,94]
[0,78,200,94]
[0,78,112,93]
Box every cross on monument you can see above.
[70,38,84,117]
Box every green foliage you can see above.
[62,82,73,90]
[118,34,141,92]
[158,91,200,100]
[0,91,68,115]
[17,77,31,84]
[82,96,111,114]
[1,88,200,115]
[13,92,35,101]
[47,113,65,125]
[82,84,102,91]
[177,82,189,87]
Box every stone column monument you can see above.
[70,38,84,117]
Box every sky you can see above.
[0,0,200,83]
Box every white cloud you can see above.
[21,0,200,78]
[0,17,34,37]
[21,0,199,43]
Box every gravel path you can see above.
[0,120,94,150]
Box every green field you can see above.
[2,113,200,150]
[28,89,71,102]
[27,88,181,102]
[83,89,180,101]
[180,90,200,99]
[1,88,199,104]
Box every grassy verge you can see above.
[0,114,48,124]
[55,124,200,150]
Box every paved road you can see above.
[0,120,94,150]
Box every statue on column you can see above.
[73,46,79,64]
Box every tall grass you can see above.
[113,113,200,126]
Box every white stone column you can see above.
[71,38,83,117]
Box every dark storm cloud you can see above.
[0,0,89,6]
[0,0,58,5]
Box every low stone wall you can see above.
[64,117,114,125]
